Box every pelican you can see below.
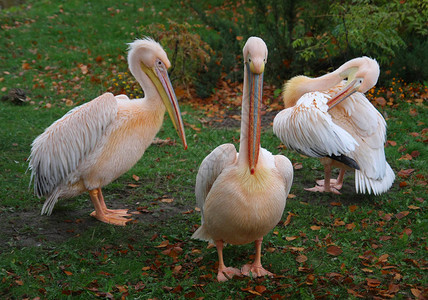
[29,38,187,225]
[192,37,293,282]
[273,57,394,195]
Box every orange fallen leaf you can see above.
[310,225,321,230]
[283,212,295,226]
[287,193,296,199]
[398,153,412,161]
[293,162,303,170]
[286,236,298,241]
[330,202,342,206]
[397,168,415,178]
[63,270,73,276]
[386,140,397,146]
[411,288,422,298]
[408,205,420,210]
[349,205,358,212]
[132,174,140,181]
[255,285,266,294]
[346,223,356,230]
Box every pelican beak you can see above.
[246,61,264,175]
[142,62,187,149]
[326,78,362,111]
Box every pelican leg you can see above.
[215,240,241,282]
[305,164,341,194]
[96,188,131,216]
[89,189,132,226]
[241,238,274,278]
[315,168,345,191]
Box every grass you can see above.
[1,0,427,299]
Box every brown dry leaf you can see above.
[411,150,420,158]
[395,211,409,219]
[160,198,174,203]
[15,280,24,286]
[347,288,364,298]
[172,265,182,274]
[408,205,420,210]
[296,255,308,263]
[141,266,150,271]
[132,174,140,181]
[293,162,303,170]
[155,240,169,248]
[283,212,295,226]
[63,270,73,276]
[127,183,139,188]
[375,97,386,106]
[286,236,298,241]
[411,288,422,298]
[366,278,381,287]
[378,254,389,262]
[362,268,373,273]
[346,223,356,230]
[326,245,343,256]
[349,205,358,212]
[387,140,397,146]
[397,168,415,178]
[79,64,88,74]
[399,153,413,160]
[255,285,267,294]
[310,225,321,230]
[236,36,243,41]
[116,285,128,293]
[330,202,342,206]
[287,193,296,199]
[399,181,408,188]
[22,62,31,70]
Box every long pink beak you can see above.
[247,65,263,175]
[327,79,361,111]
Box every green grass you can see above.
[1,0,427,299]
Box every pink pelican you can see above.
[192,37,293,282]
[273,57,394,195]
[29,38,187,225]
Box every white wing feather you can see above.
[274,155,294,196]
[195,143,237,223]
[273,92,358,158]
[29,93,117,198]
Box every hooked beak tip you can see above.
[250,168,255,175]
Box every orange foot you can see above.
[90,210,133,226]
[217,267,242,282]
[241,263,274,278]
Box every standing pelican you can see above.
[29,38,187,225]
[192,37,293,282]
[273,57,394,195]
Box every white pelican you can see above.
[273,57,394,195]
[192,37,293,282]
[29,38,187,225]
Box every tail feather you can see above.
[41,188,61,215]
[355,162,395,195]
[191,225,213,244]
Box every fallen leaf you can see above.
[378,254,389,262]
[287,193,296,199]
[410,150,420,158]
[63,270,73,276]
[286,236,298,241]
[132,174,140,181]
[160,198,174,203]
[346,223,356,230]
[408,205,420,210]
[411,288,421,298]
[293,162,303,170]
[283,212,295,226]
[349,205,358,212]
[326,245,343,256]
[398,153,412,160]
[330,202,342,206]
[310,225,321,230]
[395,211,409,219]
[387,140,397,146]
[366,278,381,287]
[255,285,266,294]
[296,255,308,263]
[155,240,169,248]
[397,168,415,178]
[22,62,31,70]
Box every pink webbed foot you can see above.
[241,263,274,278]
[217,266,242,282]
[316,179,343,190]
[305,184,341,195]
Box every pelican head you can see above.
[128,38,187,149]
[327,57,380,110]
[243,37,268,174]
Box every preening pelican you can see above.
[29,38,187,225]
[192,37,293,282]
[273,57,394,195]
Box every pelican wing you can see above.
[273,92,358,158]
[332,93,395,194]
[195,143,237,222]
[29,92,118,197]
[274,154,294,196]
